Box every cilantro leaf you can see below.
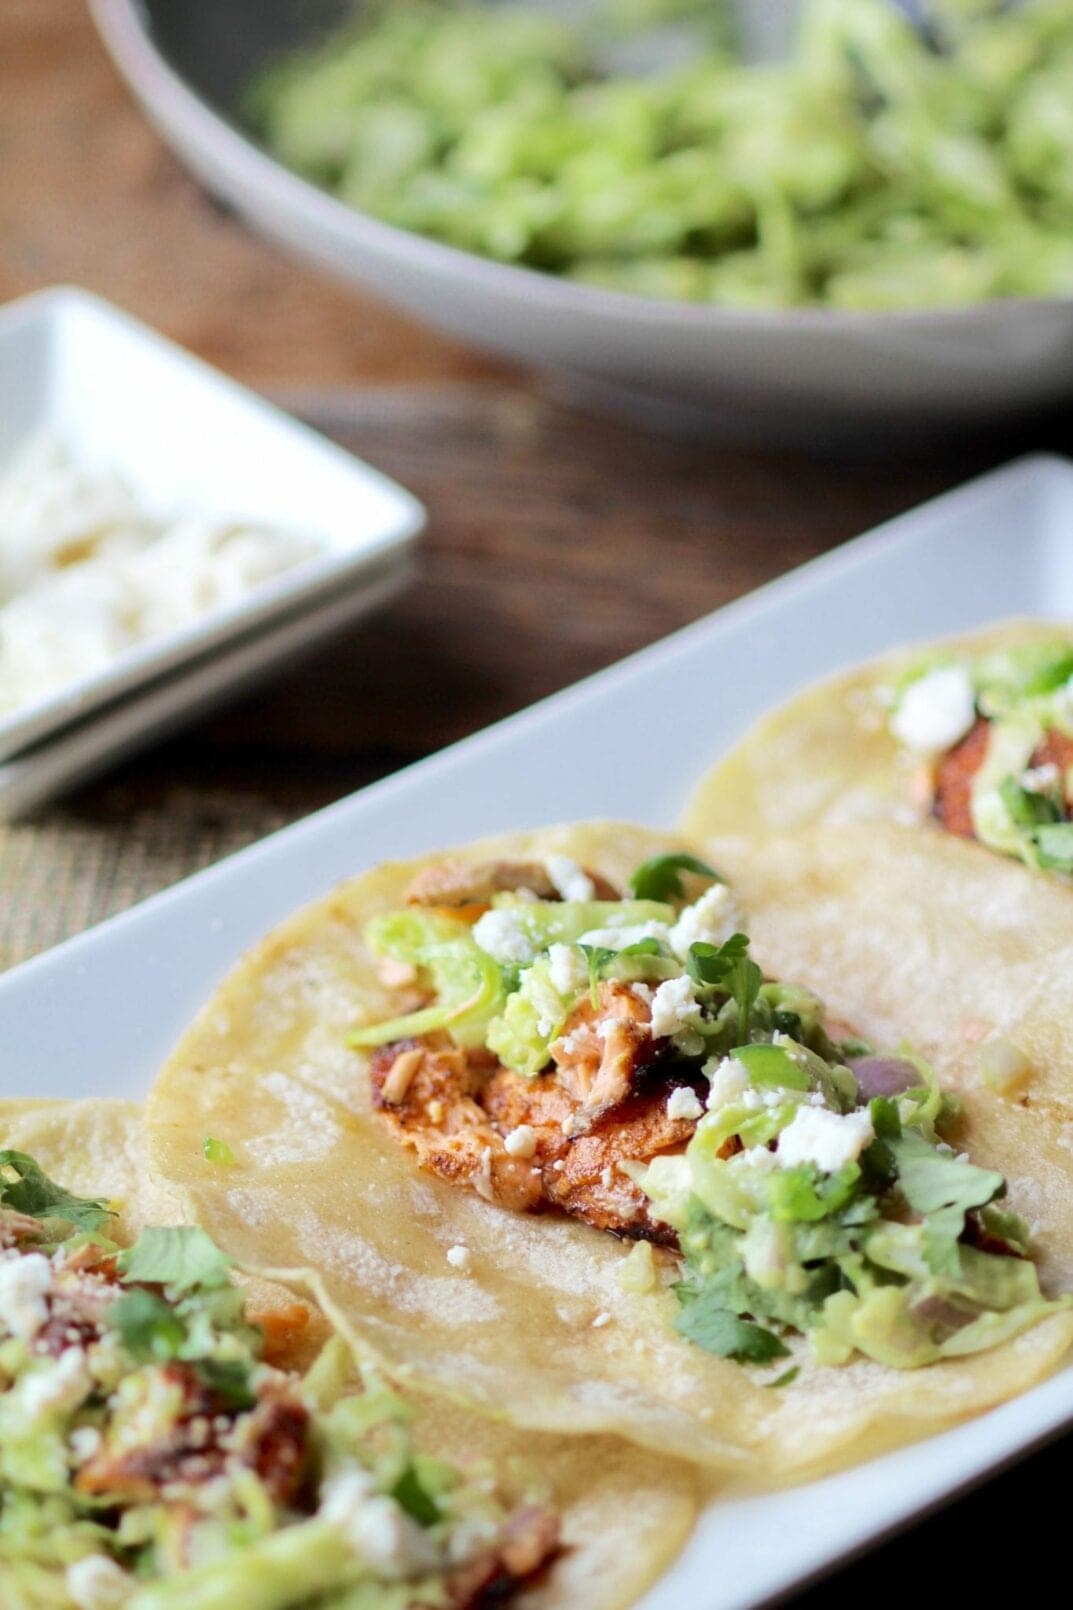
[674,1291,789,1363]
[110,1288,186,1362]
[578,944,618,1007]
[868,1096,902,1141]
[392,1465,443,1526]
[629,853,721,902]
[118,1226,233,1293]
[891,1134,1004,1217]
[890,1133,1005,1277]
[0,1151,113,1233]
[685,932,747,987]
[687,934,762,1043]
[203,1136,235,1166]
[196,1357,257,1411]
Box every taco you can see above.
[145,822,1073,1484]
[683,619,1073,878]
[0,1098,697,1609]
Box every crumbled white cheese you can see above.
[65,1555,134,1610]
[1021,762,1060,793]
[445,1244,472,1271]
[21,1347,93,1420]
[472,909,537,965]
[630,981,655,1006]
[546,942,588,996]
[668,883,744,961]
[649,975,703,1040]
[69,1424,103,1465]
[545,853,595,902]
[704,1056,751,1111]
[504,1124,538,1159]
[0,1250,52,1340]
[445,1516,502,1568]
[0,434,321,717]
[577,920,671,950]
[733,1144,778,1173]
[890,665,976,753]
[666,1086,704,1122]
[322,1471,441,1577]
[349,1495,440,1577]
[775,1106,874,1173]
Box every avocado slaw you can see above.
[247,0,1073,310]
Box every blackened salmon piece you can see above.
[932,717,991,837]
[370,1040,545,1213]
[370,1016,703,1240]
[933,719,1073,839]
[1028,729,1073,803]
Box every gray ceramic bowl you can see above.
[92,0,1073,441]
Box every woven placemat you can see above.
[0,779,295,972]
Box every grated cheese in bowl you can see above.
[0,434,323,717]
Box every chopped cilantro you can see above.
[868,1096,903,1141]
[110,1287,186,1362]
[392,1464,443,1526]
[687,934,762,1043]
[0,1150,113,1234]
[891,1134,1004,1217]
[890,1132,1004,1276]
[203,1136,235,1166]
[196,1357,257,1411]
[674,1291,790,1363]
[118,1225,233,1293]
[578,944,618,1007]
[628,853,721,902]
[577,937,663,1005]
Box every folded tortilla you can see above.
[683,618,1073,849]
[143,821,1073,1485]
[0,1092,696,1609]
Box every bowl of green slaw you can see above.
[91,0,1073,440]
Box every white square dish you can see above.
[0,286,425,760]
[2,452,1072,1608]
[0,557,412,820]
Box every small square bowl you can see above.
[0,286,425,761]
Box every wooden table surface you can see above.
[6,0,1073,1595]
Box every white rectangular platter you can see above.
[2,451,1072,1608]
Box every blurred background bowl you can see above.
[91,0,1073,443]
